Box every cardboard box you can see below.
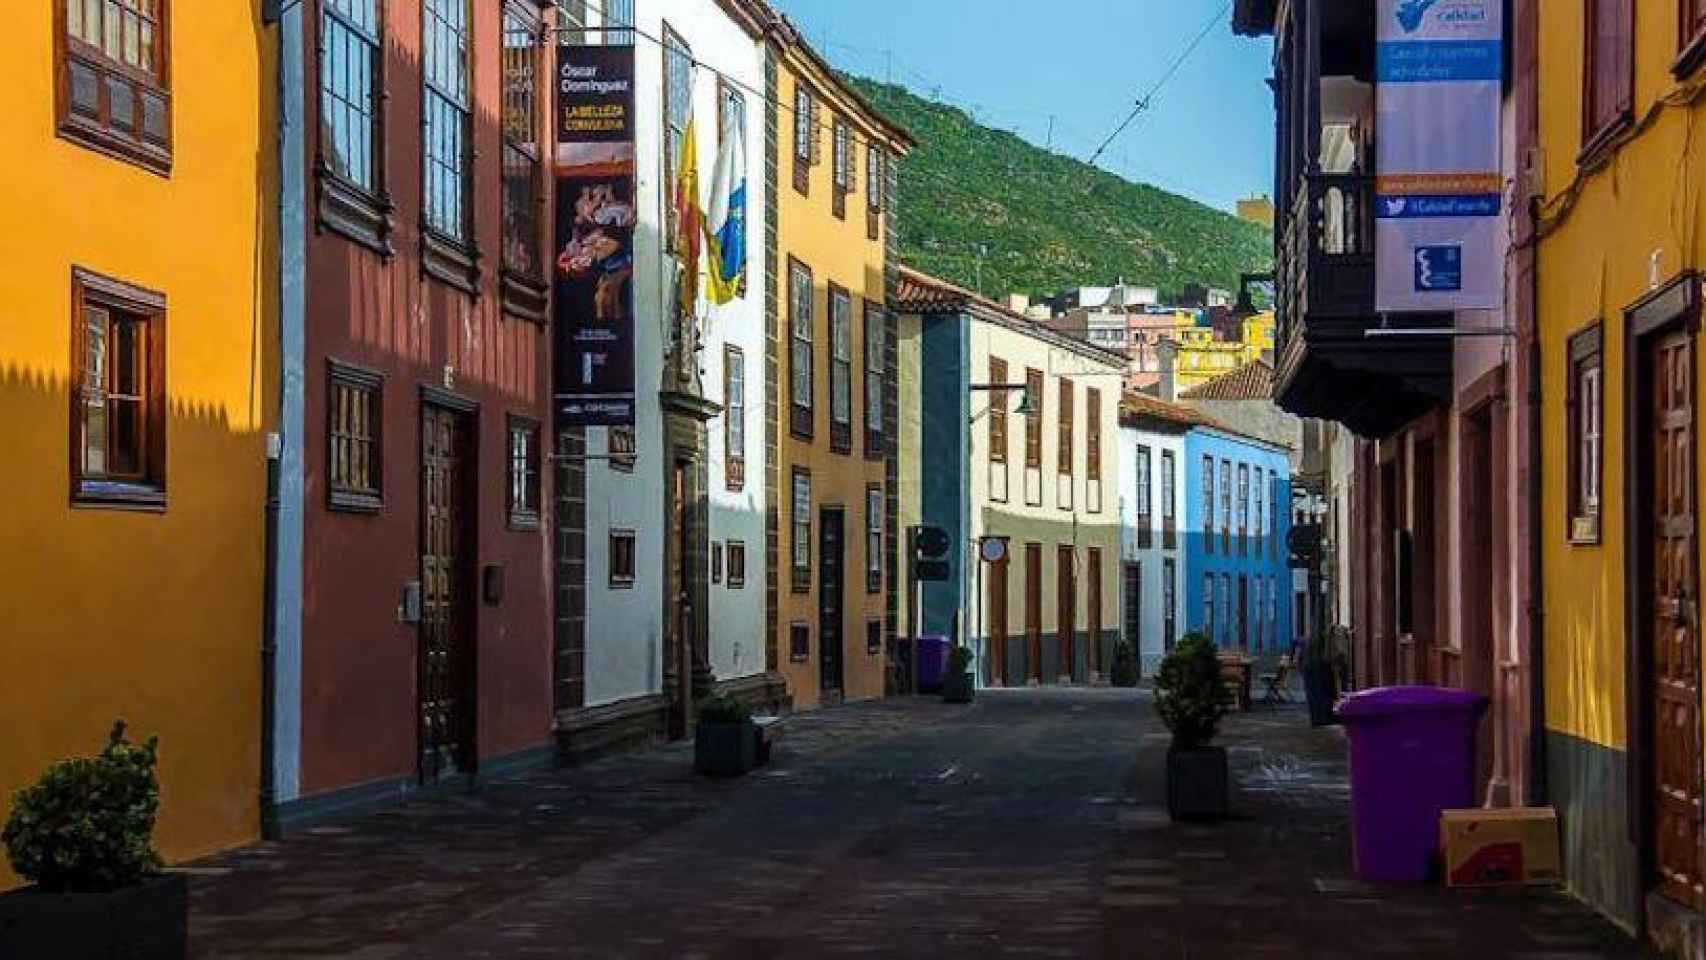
[1440,807,1561,888]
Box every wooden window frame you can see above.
[1057,379,1074,478]
[866,484,883,594]
[1203,573,1215,640]
[1162,557,1177,650]
[790,621,811,662]
[1202,455,1215,555]
[1680,0,1706,77]
[608,425,637,473]
[724,345,746,490]
[1161,449,1177,549]
[1238,463,1250,556]
[1567,322,1604,544]
[609,528,637,588]
[662,24,693,251]
[70,267,167,510]
[421,0,480,292]
[727,540,747,589]
[506,414,541,530]
[325,358,384,512]
[829,283,854,454]
[831,116,850,220]
[866,618,883,655]
[1581,0,1635,164]
[866,145,883,241]
[989,356,1009,465]
[863,301,886,459]
[789,257,815,441]
[56,0,173,176]
[1024,367,1044,469]
[1253,466,1265,556]
[317,0,393,255]
[792,82,812,196]
[1087,387,1103,513]
[1135,445,1153,549]
[500,0,548,321]
[791,467,812,593]
[1220,460,1232,553]
[712,541,723,585]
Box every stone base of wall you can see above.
[554,694,670,766]
[982,631,1118,687]
[1547,729,1640,934]
[713,672,793,715]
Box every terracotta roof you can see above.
[1118,391,1219,432]
[893,266,1130,368]
[1179,359,1275,401]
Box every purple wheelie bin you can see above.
[1337,686,1488,884]
[915,635,949,693]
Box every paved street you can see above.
[185,689,1647,959]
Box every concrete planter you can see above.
[695,719,756,776]
[0,872,186,960]
[1167,745,1229,821]
[941,671,976,704]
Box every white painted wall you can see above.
[1117,424,1187,674]
[581,1,768,705]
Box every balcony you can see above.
[1239,0,1454,438]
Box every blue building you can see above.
[1182,426,1293,657]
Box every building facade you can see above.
[0,0,275,884]
[267,0,560,826]
[772,21,912,709]
[1117,395,1205,675]
[896,267,1124,687]
[1182,427,1293,657]
[1533,0,1706,945]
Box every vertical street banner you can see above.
[1375,0,1504,312]
[554,44,636,427]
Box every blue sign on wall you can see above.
[1414,245,1463,292]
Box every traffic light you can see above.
[912,525,951,582]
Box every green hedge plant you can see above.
[1154,633,1234,749]
[697,694,752,724]
[2,721,162,893]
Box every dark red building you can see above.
[267,0,556,827]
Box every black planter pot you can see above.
[941,671,975,704]
[1302,659,1339,727]
[695,719,756,776]
[1166,745,1229,821]
[0,872,187,960]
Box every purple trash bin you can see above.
[915,635,949,693]
[1337,686,1488,884]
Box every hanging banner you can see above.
[1375,0,1504,312]
[554,44,636,427]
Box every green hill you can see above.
[845,76,1273,301]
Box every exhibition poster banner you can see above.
[1375,0,1504,312]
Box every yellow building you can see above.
[0,3,274,886]
[769,19,913,708]
[1535,0,1706,942]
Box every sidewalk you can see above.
[1107,701,1652,958]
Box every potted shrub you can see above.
[1155,633,1236,821]
[695,694,756,776]
[1302,626,1347,728]
[0,721,185,960]
[941,645,976,704]
[1109,640,1140,688]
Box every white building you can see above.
[1116,394,1204,675]
[554,0,779,758]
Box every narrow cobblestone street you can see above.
[184,690,1647,959]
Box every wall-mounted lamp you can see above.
[968,382,1034,425]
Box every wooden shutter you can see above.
[1583,0,1634,147]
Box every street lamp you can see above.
[967,382,1035,425]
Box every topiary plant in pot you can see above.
[1109,639,1140,688]
[1302,626,1348,728]
[0,721,185,960]
[1155,633,1235,821]
[941,645,976,704]
[695,694,756,777]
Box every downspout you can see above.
[259,0,283,841]
[1516,0,1547,806]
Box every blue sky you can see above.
[770,0,1276,214]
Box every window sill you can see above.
[329,490,383,514]
[790,652,810,664]
[1577,112,1634,169]
[422,230,482,295]
[58,117,172,178]
[74,481,166,512]
[791,574,811,594]
[728,580,747,590]
[1677,32,1706,80]
[609,578,636,590]
[317,171,394,257]
[501,270,550,323]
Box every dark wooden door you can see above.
[1057,545,1075,683]
[670,462,692,739]
[819,508,845,695]
[1086,549,1102,675]
[1238,575,1249,652]
[420,404,475,783]
[989,552,1009,686]
[1650,331,1704,909]
[1123,563,1142,666]
[1025,542,1042,683]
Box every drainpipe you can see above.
[1516,0,1547,808]
[261,439,280,830]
